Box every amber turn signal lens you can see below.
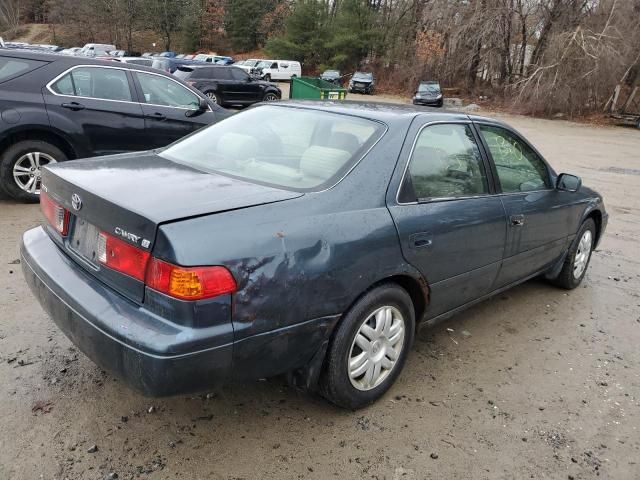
[145,258,237,301]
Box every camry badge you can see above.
[71,193,82,211]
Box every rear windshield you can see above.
[160,105,385,192]
[0,57,44,82]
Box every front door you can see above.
[132,70,210,147]
[44,65,146,155]
[229,67,262,104]
[388,121,507,319]
[476,123,572,287]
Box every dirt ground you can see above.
[1,100,639,480]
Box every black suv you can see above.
[0,49,229,201]
[174,65,281,107]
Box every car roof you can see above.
[272,101,513,129]
[0,48,168,75]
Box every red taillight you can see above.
[95,231,237,300]
[40,192,69,235]
[96,231,150,281]
[146,258,237,301]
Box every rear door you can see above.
[132,70,214,146]
[388,120,507,319]
[475,122,572,287]
[44,65,146,154]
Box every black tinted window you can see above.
[0,57,44,82]
[230,68,248,81]
[210,68,231,80]
[407,124,488,200]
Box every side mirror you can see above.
[556,173,582,192]
[185,97,209,117]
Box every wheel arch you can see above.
[340,270,430,335]
[289,270,429,392]
[582,207,603,248]
[0,126,78,160]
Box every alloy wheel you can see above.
[573,229,593,279]
[206,92,218,104]
[263,93,278,101]
[13,151,57,195]
[348,306,405,391]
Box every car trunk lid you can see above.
[42,151,303,303]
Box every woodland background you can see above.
[1,0,640,117]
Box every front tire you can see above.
[550,218,596,289]
[264,74,271,82]
[205,91,220,105]
[263,92,279,102]
[0,140,66,202]
[320,284,415,409]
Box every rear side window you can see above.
[50,67,132,102]
[0,57,45,83]
[406,124,488,200]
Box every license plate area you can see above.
[68,218,103,266]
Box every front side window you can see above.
[479,124,550,193]
[406,124,488,200]
[135,72,200,108]
[230,68,248,81]
[160,105,385,191]
[50,67,132,101]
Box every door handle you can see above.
[146,112,166,121]
[510,214,525,226]
[61,102,85,111]
[409,233,433,249]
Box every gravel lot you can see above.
[1,98,639,479]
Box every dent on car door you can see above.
[388,122,507,319]
[44,66,146,154]
[476,123,573,287]
[133,71,211,147]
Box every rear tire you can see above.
[549,218,596,289]
[0,140,66,202]
[320,284,415,409]
[263,92,279,102]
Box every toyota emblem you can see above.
[71,193,82,211]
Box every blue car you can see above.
[21,102,607,408]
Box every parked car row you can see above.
[318,68,445,107]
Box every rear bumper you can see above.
[21,226,232,396]
[21,227,340,396]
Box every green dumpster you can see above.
[289,76,347,100]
